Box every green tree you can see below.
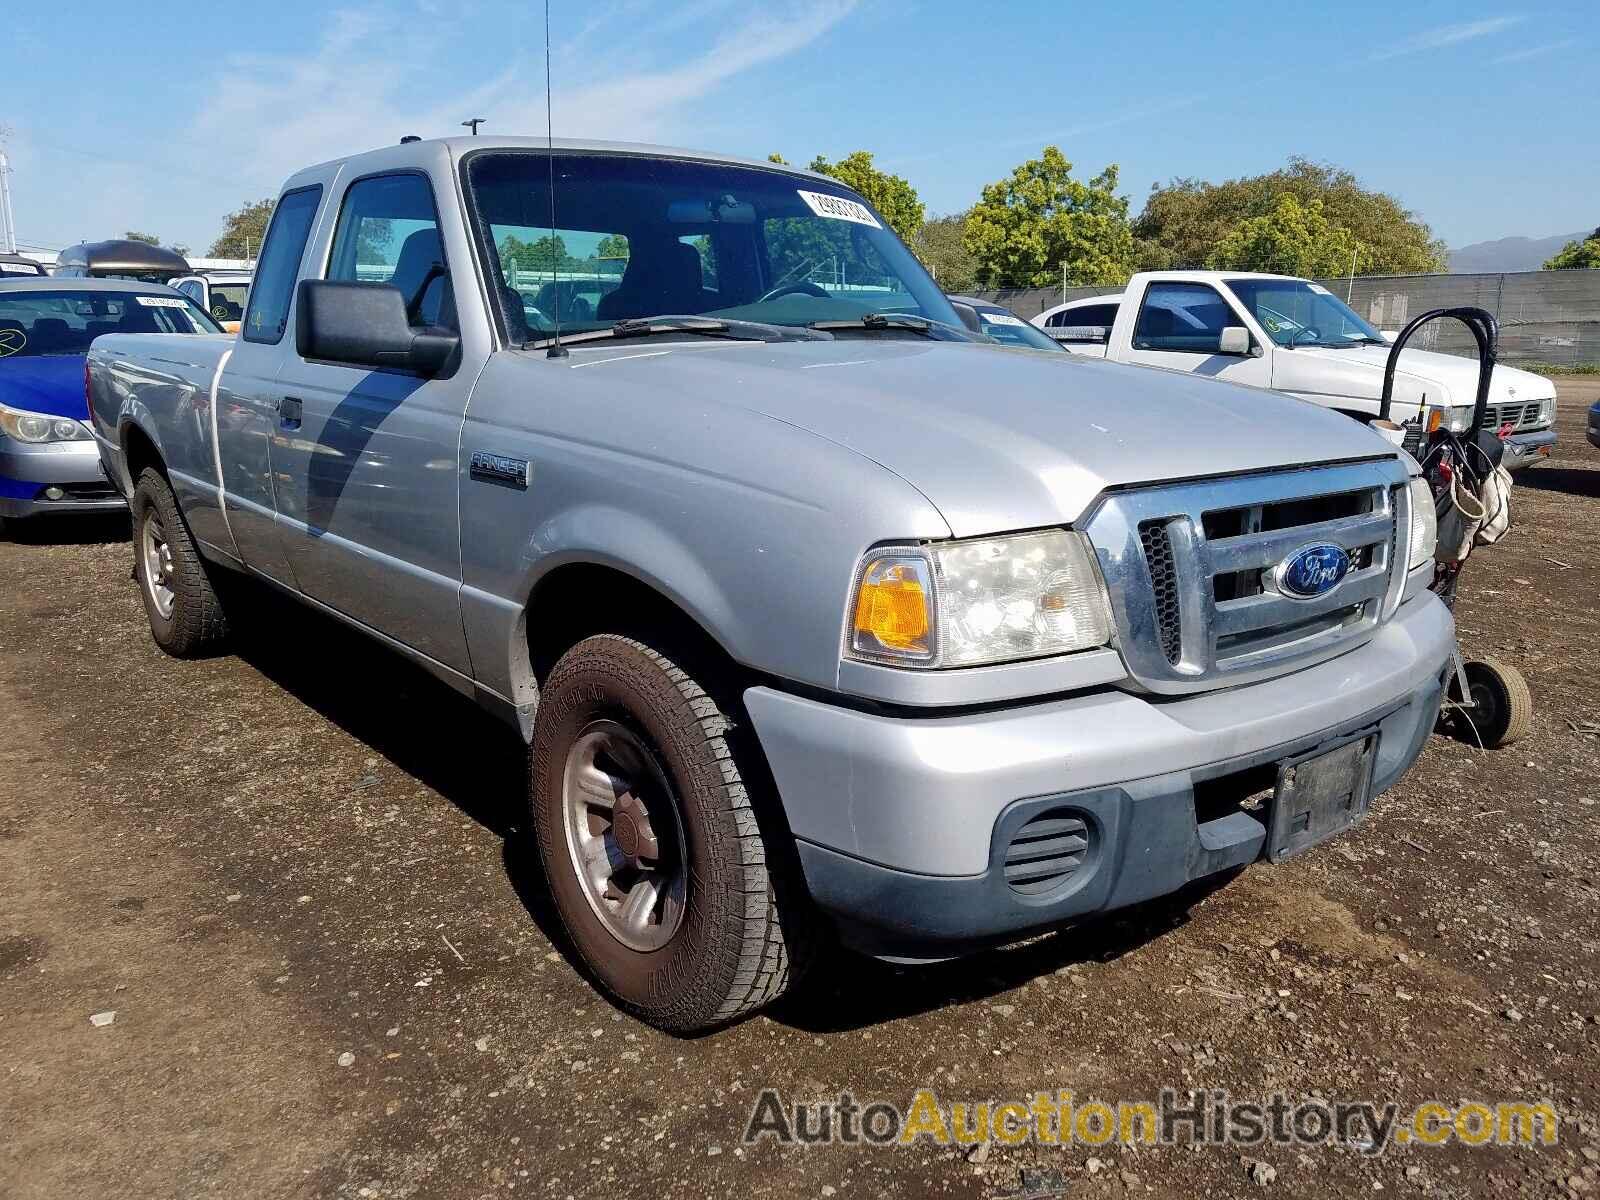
[124,230,160,245]
[805,151,924,244]
[914,212,978,291]
[498,233,580,274]
[209,198,276,258]
[962,146,1134,288]
[1135,158,1446,274]
[596,233,630,261]
[1544,228,1600,270]
[1205,195,1363,277]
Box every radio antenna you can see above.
[543,0,567,358]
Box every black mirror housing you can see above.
[949,301,983,335]
[296,279,458,376]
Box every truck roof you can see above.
[1135,269,1313,284]
[283,135,839,192]
[0,277,187,295]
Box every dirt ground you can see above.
[2,382,1597,1200]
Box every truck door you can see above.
[1120,280,1272,388]
[270,170,472,675]
[217,183,324,585]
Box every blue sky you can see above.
[2,1,1593,256]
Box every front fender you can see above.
[524,503,749,658]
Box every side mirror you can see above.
[1218,326,1252,356]
[295,279,458,376]
[949,301,983,335]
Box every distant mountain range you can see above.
[1448,231,1588,274]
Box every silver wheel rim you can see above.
[140,507,176,620]
[561,720,687,952]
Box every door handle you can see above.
[278,396,302,430]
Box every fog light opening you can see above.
[43,485,65,501]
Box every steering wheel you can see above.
[759,281,830,303]
[1288,326,1322,347]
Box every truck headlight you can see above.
[1407,476,1437,570]
[0,401,92,444]
[847,530,1112,667]
[1443,404,1474,434]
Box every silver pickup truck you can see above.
[87,136,1454,1032]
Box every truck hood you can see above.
[0,354,88,419]
[557,339,1400,536]
[1274,343,1555,410]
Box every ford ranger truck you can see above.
[85,138,1454,1033]
[1032,272,1559,470]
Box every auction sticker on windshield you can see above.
[797,190,881,229]
[134,295,188,308]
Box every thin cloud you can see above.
[185,1,859,217]
[1368,15,1525,62]
[1492,39,1575,63]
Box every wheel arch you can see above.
[120,419,165,486]
[521,558,748,697]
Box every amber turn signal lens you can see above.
[852,557,932,658]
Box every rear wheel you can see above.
[131,467,228,657]
[530,634,810,1033]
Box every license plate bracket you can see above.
[1266,733,1378,862]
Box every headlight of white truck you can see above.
[847,530,1113,667]
[0,401,92,444]
[1407,476,1438,570]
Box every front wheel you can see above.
[530,634,810,1032]
[131,467,228,657]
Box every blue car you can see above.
[0,278,220,524]
[1588,399,1599,451]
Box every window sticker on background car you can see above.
[983,313,1025,327]
[134,295,187,308]
[0,329,24,356]
[795,190,881,229]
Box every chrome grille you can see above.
[1084,460,1411,694]
[1138,520,1182,664]
[1483,401,1548,431]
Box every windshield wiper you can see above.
[808,312,977,341]
[523,315,828,350]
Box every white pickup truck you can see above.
[1033,271,1558,470]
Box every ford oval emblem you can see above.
[1276,543,1351,599]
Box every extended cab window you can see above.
[1050,302,1118,329]
[242,186,322,344]
[1132,282,1236,354]
[328,173,456,331]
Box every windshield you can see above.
[972,305,1063,351]
[465,152,961,342]
[0,289,220,358]
[1225,278,1383,348]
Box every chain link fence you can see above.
[971,270,1600,368]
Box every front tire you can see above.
[531,634,809,1033]
[131,467,228,657]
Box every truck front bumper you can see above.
[0,438,126,518]
[1500,428,1557,471]
[746,592,1454,958]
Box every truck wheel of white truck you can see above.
[531,634,811,1033]
[131,467,229,657]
